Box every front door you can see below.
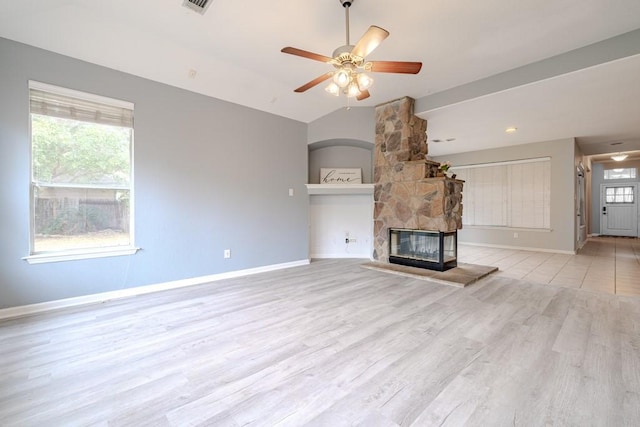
[600,183,638,237]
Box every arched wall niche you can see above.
[307,106,375,146]
[308,138,374,184]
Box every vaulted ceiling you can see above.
[1,0,640,157]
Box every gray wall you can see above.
[590,159,640,235]
[307,106,375,145]
[433,138,577,253]
[308,140,373,184]
[0,38,308,309]
[306,106,375,183]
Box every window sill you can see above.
[23,247,140,264]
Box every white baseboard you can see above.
[458,241,576,255]
[0,259,310,321]
[310,253,371,259]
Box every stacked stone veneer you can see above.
[373,97,464,262]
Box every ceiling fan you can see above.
[281,0,422,101]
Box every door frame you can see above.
[576,165,587,249]
[600,182,639,237]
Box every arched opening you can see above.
[308,139,373,184]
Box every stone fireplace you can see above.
[373,97,463,269]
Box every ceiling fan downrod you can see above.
[340,0,353,46]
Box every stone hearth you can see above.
[373,97,463,263]
[361,261,498,288]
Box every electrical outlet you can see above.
[513,232,519,238]
[224,249,231,258]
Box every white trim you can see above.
[0,259,310,321]
[29,80,134,109]
[463,225,552,233]
[23,247,141,264]
[306,184,374,195]
[459,241,575,255]
[33,182,129,190]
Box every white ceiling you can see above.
[2,0,640,157]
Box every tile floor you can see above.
[458,236,640,296]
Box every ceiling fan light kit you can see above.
[333,68,352,88]
[357,73,373,90]
[611,153,628,161]
[281,0,422,101]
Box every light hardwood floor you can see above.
[1,254,639,426]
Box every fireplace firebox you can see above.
[389,229,457,271]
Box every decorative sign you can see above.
[320,168,362,184]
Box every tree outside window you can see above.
[29,82,134,254]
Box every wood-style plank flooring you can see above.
[2,255,640,426]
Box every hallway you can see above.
[459,237,640,296]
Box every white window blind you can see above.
[29,82,133,128]
[451,158,551,229]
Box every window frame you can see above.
[24,81,139,264]
[605,186,635,204]
[450,157,552,231]
[603,168,637,180]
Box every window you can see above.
[29,81,135,259]
[451,157,551,229]
[604,168,637,180]
[605,186,634,204]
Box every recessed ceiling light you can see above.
[505,127,517,133]
[610,142,623,146]
[431,139,442,143]
[446,138,456,142]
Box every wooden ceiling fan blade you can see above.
[281,47,333,63]
[294,72,333,93]
[351,26,389,58]
[356,90,370,101]
[369,61,422,74]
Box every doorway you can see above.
[600,183,638,237]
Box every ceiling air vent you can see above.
[182,0,212,15]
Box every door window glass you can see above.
[605,186,634,204]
